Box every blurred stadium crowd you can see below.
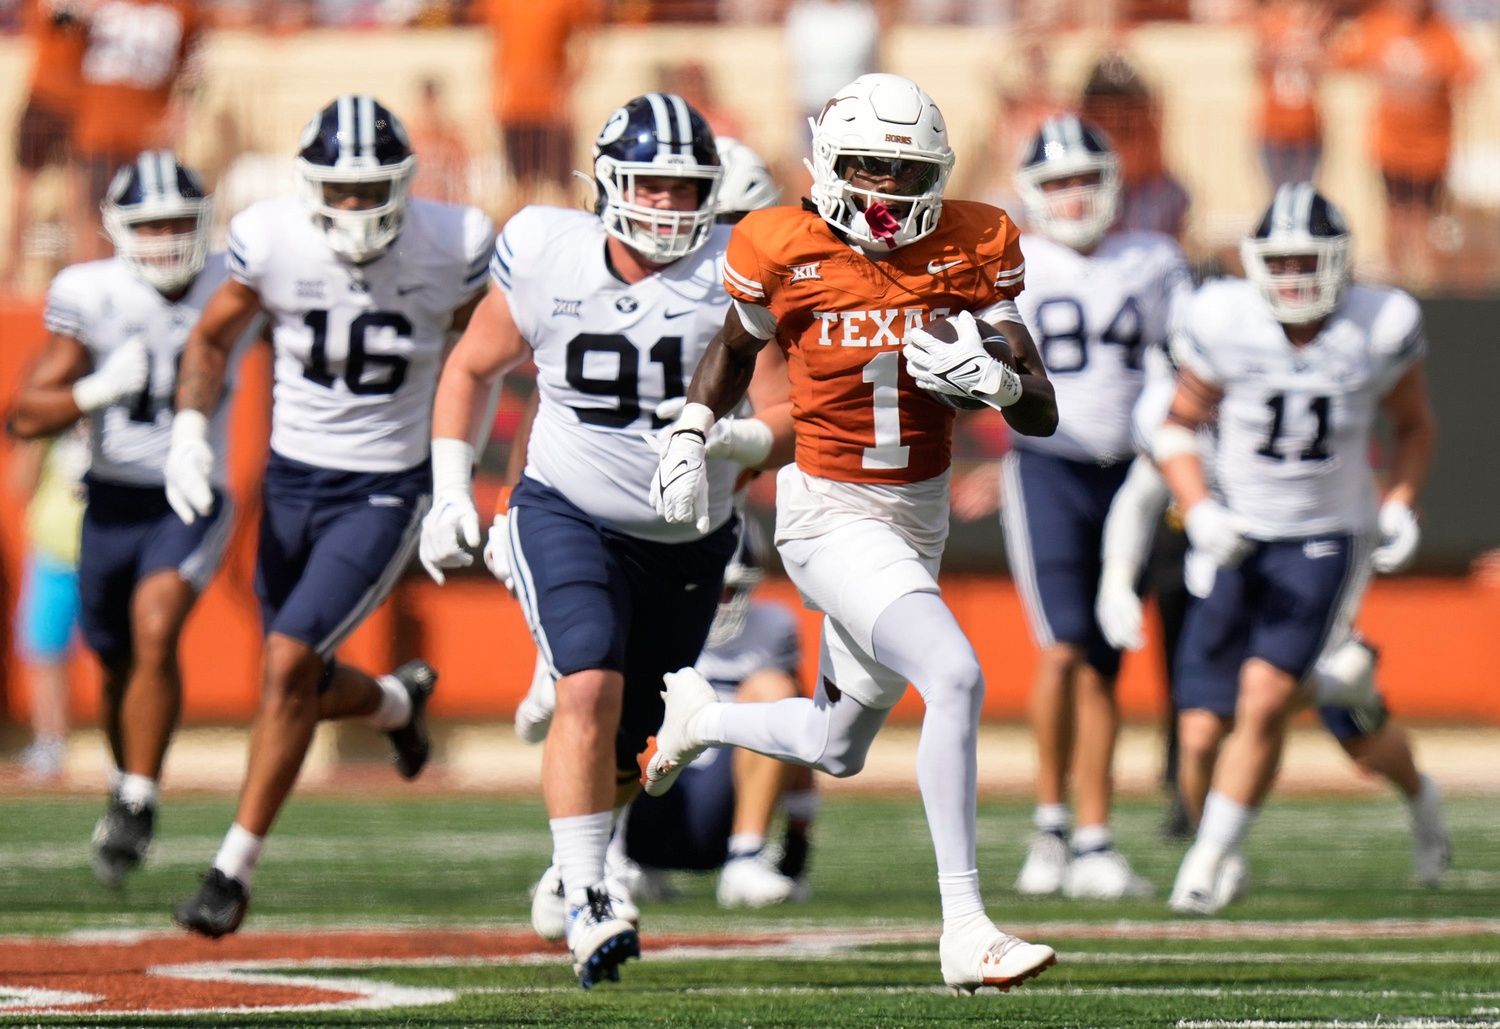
[2,0,1498,296]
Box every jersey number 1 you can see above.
[862,351,910,470]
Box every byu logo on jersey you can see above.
[615,296,640,314]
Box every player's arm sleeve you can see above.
[723,222,781,339]
[43,267,90,347]
[1374,292,1428,392]
[489,207,542,342]
[225,207,269,290]
[1168,291,1223,387]
[460,207,498,304]
[1100,454,1171,578]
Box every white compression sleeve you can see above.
[1100,454,1172,577]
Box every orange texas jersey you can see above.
[723,200,1025,485]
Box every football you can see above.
[914,315,1020,411]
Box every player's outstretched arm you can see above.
[687,305,772,418]
[1371,360,1436,573]
[991,318,1058,438]
[163,278,264,524]
[7,332,119,438]
[423,287,532,584]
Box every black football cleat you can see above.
[173,869,249,939]
[91,796,155,887]
[386,659,438,780]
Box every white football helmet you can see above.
[714,137,780,222]
[296,94,417,263]
[705,518,766,649]
[102,151,212,293]
[807,73,954,252]
[1015,115,1122,251]
[1241,182,1352,324]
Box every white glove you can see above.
[902,310,1022,409]
[1096,563,1145,651]
[483,511,516,593]
[649,402,713,533]
[654,397,773,467]
[73,335,149,413]
[163,411,216,525]
[419,438,480,584]
[1184,499,1253,569]
[1371,499,1419,574]
[1184,547,1218,599]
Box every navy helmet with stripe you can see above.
[296,94,417,263]
[1241,182,1352,324]
[1014,115,1121,250]
[102,150,212,293]
[592,92,722,264]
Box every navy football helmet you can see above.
[706,516,766,648]
[102,151,212,292]
[296,94,417,262]
[592,93,722,264]
[1241,182,1351,324]
[1015,115,1121,250]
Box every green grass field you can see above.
[2,790,1497,1026]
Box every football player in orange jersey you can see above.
[645,73,1060,994]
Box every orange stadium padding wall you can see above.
[2,300,1497,727]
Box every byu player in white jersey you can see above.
[1000,116,1190,900]
[166,95,495,939]
[9,153,247,888]
[1095,332,1449,904]
[420,93,790,988]
[1152,184,1436,914]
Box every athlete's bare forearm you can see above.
[994,319,1057,437]
[176,278,262,415]
[686,307,769,419]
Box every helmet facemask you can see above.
[704,549,765,649]
[1016,155,1121,250]
[298,155,417,264]
[806,74,955,252]
[596,157,722,264]
[104,196,211,293]
[1240,237,1350,324]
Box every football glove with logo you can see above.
[648,403,713,534]
[1371,499,1419,574]
[903,311,1022,409]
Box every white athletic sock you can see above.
[779,789,820,824]
[727,833,766,860]
[213,823,264,890]
[117,773,158,810]
[551,811,612,909]
[937,869,985,923]
[1034,803,1070,835]
[1072,823,1114,854]
[1198,790,1256,852]
[367,674,413,730]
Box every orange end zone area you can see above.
[2,299,1497,727]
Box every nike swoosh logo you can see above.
[397,284,425,295]
[927,259,963,274]
[664,309,694,319]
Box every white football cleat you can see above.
[1168,840,1227,916]
[717,853,797,909]
[1213,848,1251,908]
[1015,831,1070,896]
[531,863,639,942]
[644,667,716,797]
[939,921,1057,995]
[1409,774,1451,887]
[1062,847,1154,899]
[566,886,640,989]
[513,656,556,745]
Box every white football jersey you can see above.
[1014,230,1190,464]
[228,196,493,473]
[1176,279,1425,540]
[696,600,801,695]
[44,254,247,488]
[495,205,738,542]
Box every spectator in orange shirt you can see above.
[1079,53,1189,242]
[408,76,473,205]
[485,0,602,203]
[660,61,745,142]
[1255,0,1332,191]
[1333,0,1473,285]
[6,0,88,288]
[73,0,202,258]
